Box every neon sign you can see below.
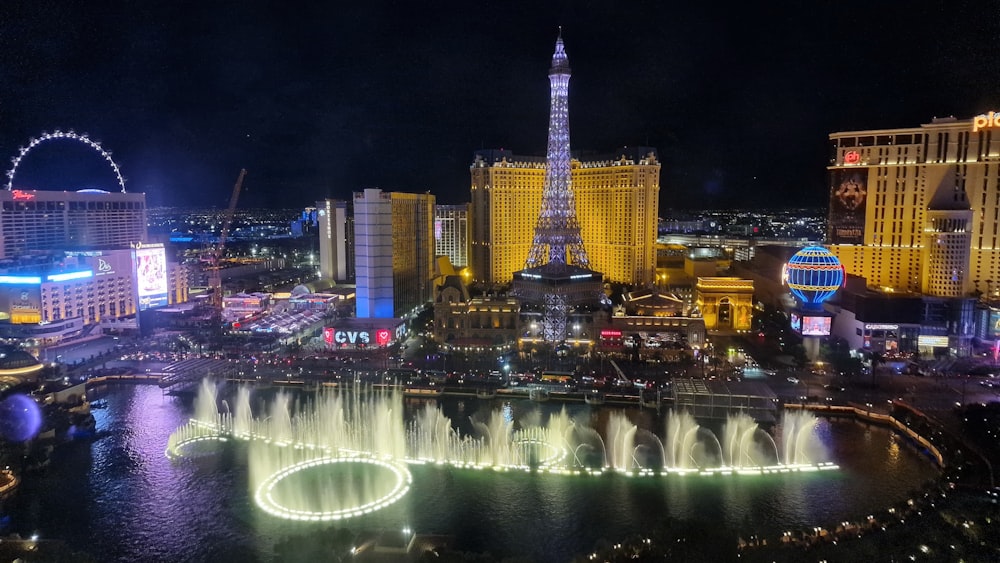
[328,329,371,345]
[973,111,1000,132]
[11,189,34,201]
[864,323,899,330]
[843,150,861,165]
[0,275,42,284]
[47,270,93,282]
[324,328,395,347]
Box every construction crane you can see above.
[209,168,246,310]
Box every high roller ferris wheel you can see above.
[5,129,127,193]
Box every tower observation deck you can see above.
[511,31,605,344]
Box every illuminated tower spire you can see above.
[511,31,605,345]
[523,30,590,269]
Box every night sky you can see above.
[3,0,1000,211]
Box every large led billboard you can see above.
[918,335,949,348]
[801,316,832,336]
[990,310,1000,339]
[133,244,168,310]
[828,168,868,244]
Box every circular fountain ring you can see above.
[255,456,413,521]
[512,437,567,467]
[165,434,227,461]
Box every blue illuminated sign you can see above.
[47,271,93,282]
[0,275,42,285]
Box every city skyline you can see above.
[3,1,1000,211]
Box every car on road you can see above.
[786,376,800,384]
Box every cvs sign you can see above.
[324,328,371,346]
[324,327,394,347]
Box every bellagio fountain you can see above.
[166,380,835,522]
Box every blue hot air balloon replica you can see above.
[783,246,845,311]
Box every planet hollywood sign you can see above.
[973,111,1000,132]
[323,327,392,347]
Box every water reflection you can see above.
[887,434,902,466]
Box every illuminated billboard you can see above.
[133,244,168,310]
[801,316,831,336]
[828,168,868,244]
[918,335,949,348]
[66,248,132,279]
[990,310,1000,339]
[790,312,801,332]
[323,327,391,347]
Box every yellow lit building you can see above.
[391,192,436,318]
[695,277,754,332]
[469,147,660,285]
[827,115,1000,298]
[433,275,519,346]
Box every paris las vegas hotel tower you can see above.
[828,113,1000,301]
[468,44,659,287]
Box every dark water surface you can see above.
[2,385,939,561]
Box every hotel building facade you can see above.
[469,147,660,286]
[0,246,190,343]
[317,198,354,283]
[823,114,1000,354]
[0,189,147,260]
[0,188,191,342]
[434,204,468,269]
[827,115,1000,298]
[353,188,435,319]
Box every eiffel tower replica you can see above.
[511,30,606,344]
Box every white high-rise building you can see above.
[353,188,436,319]
[434,204,467,268]
[317,199,351,282]
[353,189,394,319]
